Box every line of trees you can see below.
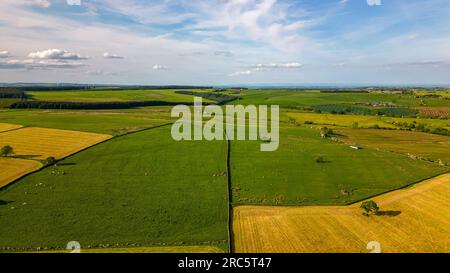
[0,89,27,99]
[175,91,238,105]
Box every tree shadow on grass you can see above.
[0,200,13,206]
[376,210,402,217]
[57,163,76,166]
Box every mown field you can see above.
[0,125,229,252]
[0,127,111,160]
[234,173,450,253]
[0,158,42,188]
[27,89,212,103]
[0,122,22,132]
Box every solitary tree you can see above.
[46,156,57,166]
[360,200,380,217]
[0,145,14,157]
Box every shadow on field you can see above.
[376,210,402,217]
[58,163,76,166]
[0,200,13,206]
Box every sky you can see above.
[0,0,450,85]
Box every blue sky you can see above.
[1,0,450,85]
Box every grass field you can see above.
[232,90,450,107]
[230,125,448,205]
[0,158,42,188]
[234,173,450,253]
[0,125,229,252]
[0,123,22,132]
[337,129,450,164]
[0,127,112,160]
[287,112,450,130]
[0,108,173,135]
[27,89,212,103]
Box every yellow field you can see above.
[234,173,450,253]
[0,123,22,133]
[34,245,224,253]
[0,127,112,160]
[0,158,42,188]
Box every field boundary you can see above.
[226,138,234,253]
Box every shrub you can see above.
[0,145,14,157]
[360,200,380,217]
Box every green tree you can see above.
[46,156,57,166]
[0,145,14,157]
[360,200,380,217]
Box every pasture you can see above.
[0,125,229,252]
[0,127,111,160]
[0,158,42,188]
[230,126,447,205]
[232,90,450,107]
[337,129,450,164]
[38,245,224,253]
[0,108,173,135]
[234,173,450,253]
[27,89,213,103]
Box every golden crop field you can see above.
[234,173,450,253]
[0,158,42,188]
[0,127,112,160]
[0,123,22,133]
[337,129,450,164]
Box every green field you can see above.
[0,108,174,135]
[27,89,212,103]
[0,125,229,251]
[232,90,450,107]
[230,125,448,205]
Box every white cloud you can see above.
[103,52,124,59]
[28,49,88,60]
[229,70,253,77]
[66,0,81,6]
[250,62,303,69]
[0,51,11,58]
[0,59,85,69]
[367,0,382,6]
[152,65,168,70]
[31,0,51,8]
[214,51,234,57]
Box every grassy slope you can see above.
[0,108,173,135]
[232,90,450,107]
[0,126,229,251]
[27,90,212,103]
[230,125,448,205]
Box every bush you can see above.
[0,145,14,157]
[315,156,325,163]
[46,157,57,166]
[360,200,380,217]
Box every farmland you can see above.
[230,126,448,205]
[0,158,42,188]
[27,89,213,103]
[0,127,112,160]
[0,125,229,251]
[336,129,450,164]
[0,87,449,253]
[234,173,450,253]
[0,123,22,132]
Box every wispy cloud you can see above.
[28,49,88,60]
[103,52,124,59]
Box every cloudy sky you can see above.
[1,0,450,85]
